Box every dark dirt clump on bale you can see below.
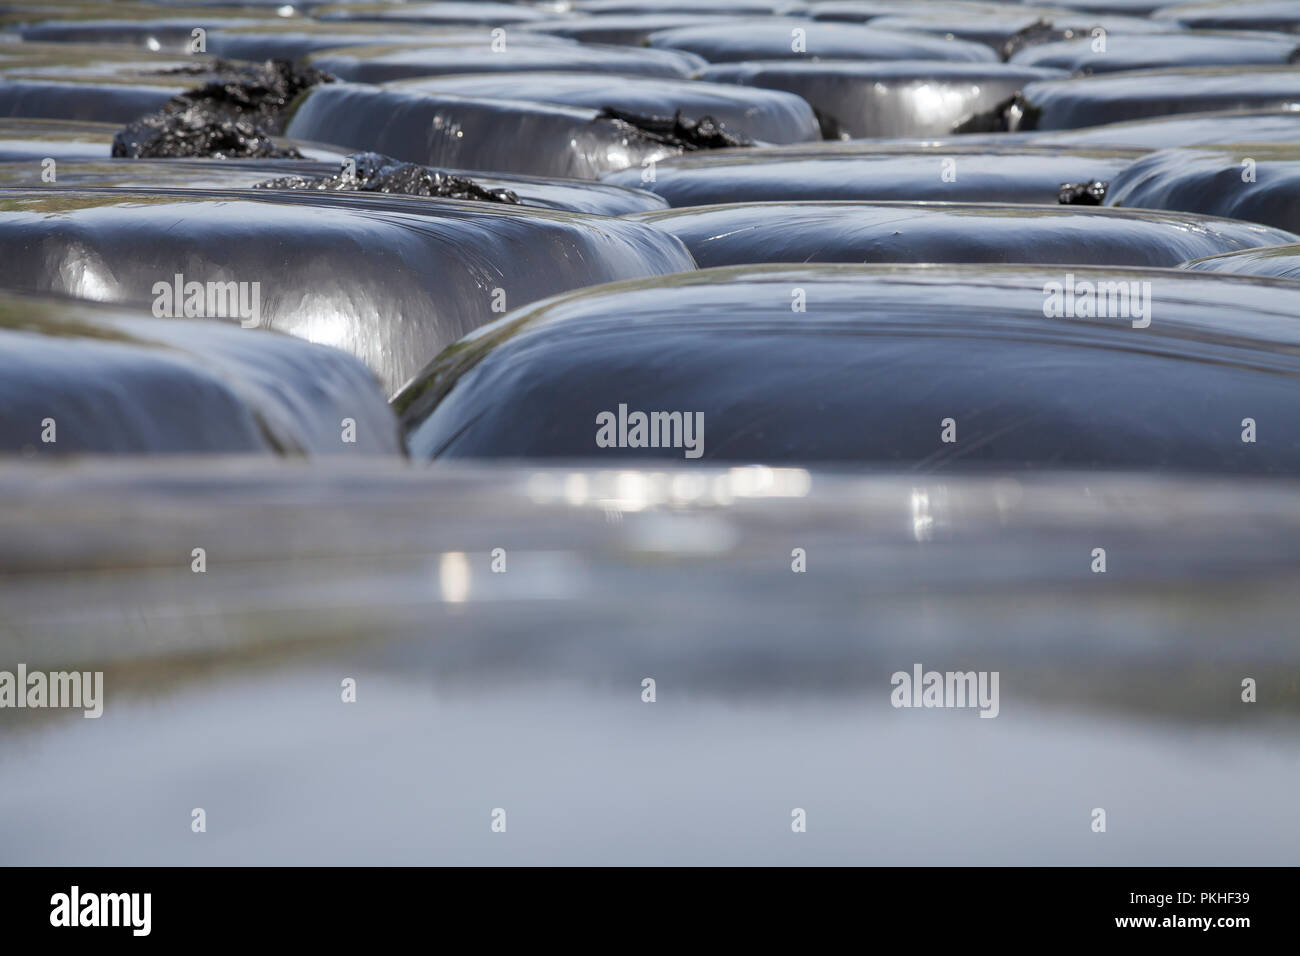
[598,108,752,151]
[1001,19,1095,61]
[955,92,1038,133]
[255,152,521,204]
[113,59,333,159]
[1058,180,1110,205]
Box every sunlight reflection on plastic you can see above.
[526,467,811,512]
[564,472,588,506]
[911,489,934,542]
[439,551,471,604]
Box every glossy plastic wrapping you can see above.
[701,60,1066,138]
[0,188,696,394]
[400,263,1300,472]
[603,143,1146,205]
[0,291,401,455]
[627,201,1297,267]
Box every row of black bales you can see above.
[1,1,1300,475]
[6,0,1300,882]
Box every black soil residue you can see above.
[255,152,521,205]
[1001,19,1097,61]
[598,108,752,150]
[113,59,333,159]
[955,92,1039,133]
[1059,180,1110,205]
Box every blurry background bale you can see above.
[0,460,1296,864]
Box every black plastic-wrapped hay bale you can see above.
[699,60,1066,138]
[865,11,1171,56]
[518,13,749,46]
[0,291,401,457]
[0,67,185,125]
[1006,66,1300,131]
[1105,143,1300,235]
[623,201,1295,268]
[603,143,1145,206]
[398,263,1300,473]
[1034,0,1167,14]
[575,0,787,13]
[0,155,668,215]
[1008,30,1300,74]
[1152,0,1300,34]
[645,18,998,63]
[308,39,704,83]
[1030,109,1300,149]
[393,72,821,146]
[206,23,578,61]
[0,45,330,130]
[312,1,557,27]
[0,118,125,161]
[284,82,719,179]
[0,188,696,395]
[1182,244,1300,280]
[18,15,268,53]
[0,52,339,161]
[807,2,1019,24]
